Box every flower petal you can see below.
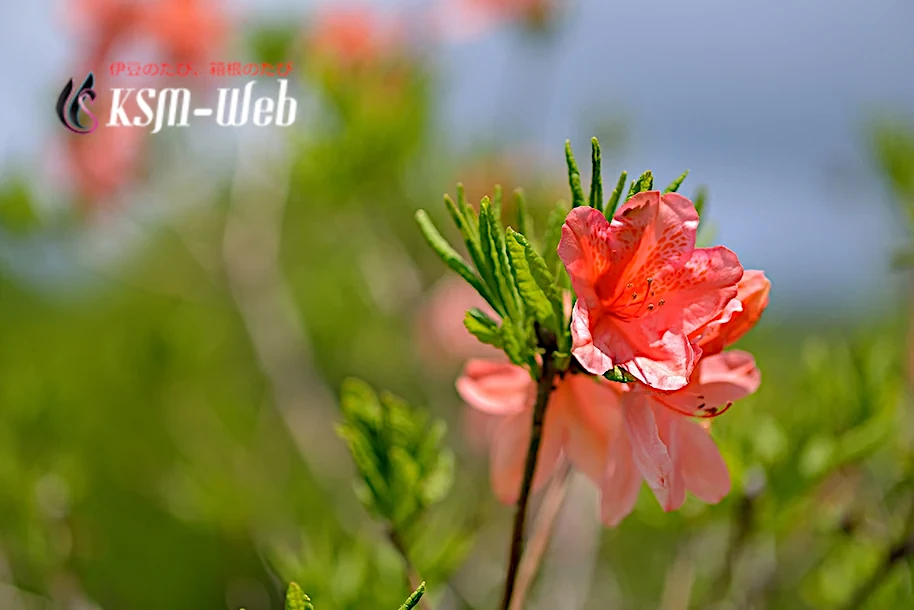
[561,375,621,484]
[490,409,561,504]
[651,246,744,338]
[693,269,770,354]
[654,350,761,418]
[570,301,616,375]
[622,392,679,511]
[600,430,642,527]
[695,350,761,406]
[558,206,618,310]
[676,418,731,503]
[605,319,697,391]
[456,359,534,415]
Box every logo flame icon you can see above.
[56,72,98,134]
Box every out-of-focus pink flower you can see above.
[72,0,226,68]
[558,193,744,391]
[433,0,557,42]
[415,277,503,368]
[307,5,404,69]
[139,0,227,66]
[54,94,147,207]
[603,351,760,524]
[457,359,622,504]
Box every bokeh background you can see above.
[1,1,913,609]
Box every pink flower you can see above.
[457,360,621,503]
[692,270,772,356]
[139,0,227,66]
[415,277,503,368]
[558,192,744,391]
[600,271,769,525]
[601,351,760,524]
[307,5,404,69]
[72,0,226,68]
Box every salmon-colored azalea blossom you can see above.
[601,271,769,525]
[558,192,744,391]
[602,351,760,524]
[457,360,620,504]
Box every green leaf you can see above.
[565,140,586,208]
[414,210,496,310]
[514,188,530,237]
[543,200,570,274]
[694,185,708,217]
[605,170,628,219]
[464,308,503,349]
[627,170,653,199]
[480,198,521,320]
[399,582,427,610]
[444,192,502,313]
[500,317,534,370]
[492,184,503,222]
[506,229,558,332]
[664,169,689,193]
[604,366,637,383]
[338,380,454,531]
[285,582,314,610]
[589,137,603,212]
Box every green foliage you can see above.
[664,169,690,194]
[398,582,426,610]
[463,307,503,349]
[605,170,628,219]
[694,185,708,217]
[285,582,315,610]
[279,581,425,610]
[542,200,570,276]
[589,137,603,212]
[337,379,454,533]
[565,140,586,208]
[627,170,654,199]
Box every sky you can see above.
[1,0,913,319]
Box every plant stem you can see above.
[388,528,431,610]
[508,460,572,610]
[500,331,561,610]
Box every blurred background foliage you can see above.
[1,1,913,609]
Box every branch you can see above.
[500,326,561,610]
[508,459,572,610]
[388,528,431,610]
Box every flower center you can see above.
[611,277,665,320]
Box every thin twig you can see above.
[508,459,572,610]
[500,326,561,610]
[388,528,431,610]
